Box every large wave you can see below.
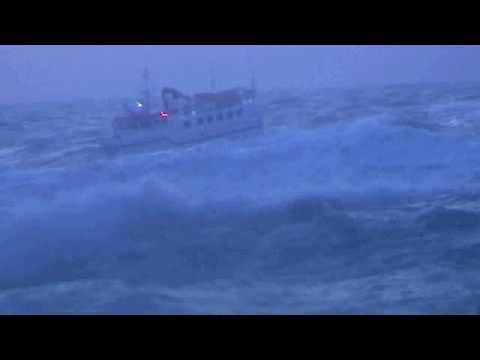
[2,83,480,313]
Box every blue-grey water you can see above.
[2,83,480,314]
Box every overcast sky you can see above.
[1,45,480,105]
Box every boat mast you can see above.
[245,48,256,97]
[142,66,152,113]
[210,68,217,92]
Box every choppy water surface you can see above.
[2,83,480,314]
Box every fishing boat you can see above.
[104,68,263,151]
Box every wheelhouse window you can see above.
[207,116,214,123]
[197,117,204,125]
[139,117,153,128]
[184,121,191,128]
[127,119,140,129]
[217,113,223,121]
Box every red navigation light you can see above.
[160,112,169,118]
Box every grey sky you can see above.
[1,45,479,105]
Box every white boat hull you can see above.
[102,103,263,152]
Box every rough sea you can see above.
[2,82,480,314]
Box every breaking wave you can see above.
[2,83,480,313]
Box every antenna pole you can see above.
[250,68,256,93]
